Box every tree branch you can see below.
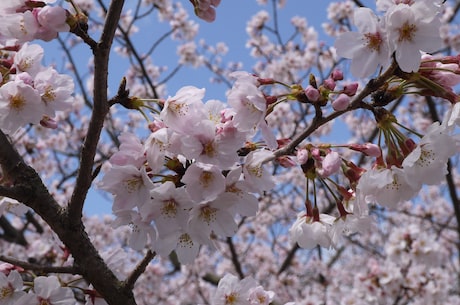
[265,60,399,163]
[0,130,135,305]
[0,255,80,274]
[226,236,244,279]
[123,250,156,290]
[67,0,126,223]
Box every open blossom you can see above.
[386,3,443,72]
[402,120,458,187]
[112,210,157,251]
[376,0,443,19]
[0,197,29,216]
[1,10,38,43]
[0,270,25,305]
[110,132,146,168]
[14,43,44,77]
[289,212,335,249]
[0,80,43,134]
[329,214,373,247]
[179,118,243,169]
[98,165,153,211]
[334,8,390,78]
[243,150,276,193]
[211,274,257,305]
[357,166,420,209]
[140,182,193,237]
[188,199,237,245]
[34,67,74,117]
[15,276,75,305]
[221,167,259,217]
[248,286,275,305]
[156,227,202,264]
[160,86,207,134]
[181,162,226,203]
[227,73,266,131]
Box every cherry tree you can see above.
[0,0,460,304]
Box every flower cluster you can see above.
[0,42,75,134]
[335,0,444,77]
[0,0,70,43]
[356,104,460,210]
[0,266,75,305]
[99,72,277,264]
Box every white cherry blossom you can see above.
[334,8,390,78]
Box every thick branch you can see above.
[0,131,136,305]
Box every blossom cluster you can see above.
[0,0,70,43]
[0,267,75,305]
[335,0,444,77]
[99,71,277,264]
[0,1,74,135]
[0,43,74,134]
[1,1,460,305]
[288,90,460,251]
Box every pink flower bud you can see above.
[305,85,320,102]
[331,69,343,81]
[257,77,276,85]
[323,78,336,90]
[297,148,309,164]
[40,116,58,129]
[277,156,297,168]
[332,94,350,111]
[349,143,381,157]
[342,83,358,96]
[318,151,341,178]
[195,7,216,22]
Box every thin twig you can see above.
[0,255,80,274]
[123,250,156,290]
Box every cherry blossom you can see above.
[334,8,390,78]
[15,276,75,305]
[289,212,335,249]
[211,274,257,305]
[0,270,25,305]
[386,3,443,72]
[0,80,43,134]
[0,1,459,305]
[160,86,207,134]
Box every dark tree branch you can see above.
[0,216,28,246]
[123,250,156,290]
[268,60,399,162]
[0,255,80,274]
[226,236,244,279]
[67,0,126,224]
[277,244,298,275]
[0,130,135,305]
